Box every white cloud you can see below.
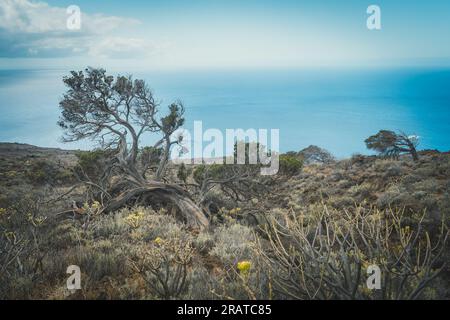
[88,37,170,59]
[0,0,156,59]
[0,0,66,33]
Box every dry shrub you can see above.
[128,236,195,299]
[210,223,255,266]
[255,205,448,300]
[0,201,49,299]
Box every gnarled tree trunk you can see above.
[104,182,209,230]
[58,68,209,229]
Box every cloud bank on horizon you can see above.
[1,0,450,69]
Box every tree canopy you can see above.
[365,130,419,161]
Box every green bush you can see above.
[75,149,113,180]
[177,163,190,183]
[193,164,230,185]
[278,154,303,176]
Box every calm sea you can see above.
[0,67,449,158]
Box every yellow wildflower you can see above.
[124,211,145,228]
[229,207,242,215]
[237,260,252,275]
[91,201,101,210]
[401,225,411,236]
[34,215,47,226]
[154,237,164,245]
[25,212,47,227]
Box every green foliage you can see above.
[75,149,112,179]
[278,154,303,176]
[193,164,227,185]
[177,163,190,183]
[365,130,398,154]
[25,160,72,185]
[160,102,185,135]
[192,165,206,185]
[365,130,419,161]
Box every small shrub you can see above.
[129,237,195,299]
[278,154,303,176]
[210,223,254,266]
[256,205,448,300]
[75,149,113,181]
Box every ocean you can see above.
[0,67,449,158]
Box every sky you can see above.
[1,0,450,70]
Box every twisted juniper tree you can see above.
[58,68,208,229]
[365,130,419,161]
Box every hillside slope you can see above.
[0,143,448,299]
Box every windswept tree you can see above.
[58,68,208,229]
[297,145,335,165]
[365,130,419,161]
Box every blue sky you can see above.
[1,0,450,69]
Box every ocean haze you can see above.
[0,67,449,158]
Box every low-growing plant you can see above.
[128,237,195,299]
[255,205,448,300]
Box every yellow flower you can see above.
[3,231,16,242]
[91,201,101,210]
[154,237,163,245]
[237,260,252,275]
[124,211,145,228]
[401,226,411,236]
[229,207,242,215]
[34,216,47,226]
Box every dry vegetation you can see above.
[0,143,448,300]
